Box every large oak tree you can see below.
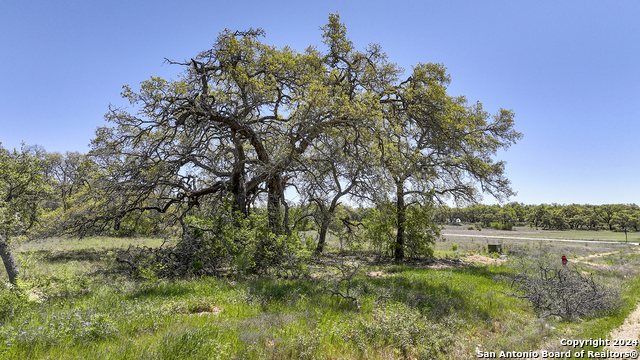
[73,14,520,265]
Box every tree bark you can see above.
[231,137,248,217]
[394,181,406,263]
[315,216,331,253]
[231,169,247,217]
[267,175,283,235]
[0,235,19,285]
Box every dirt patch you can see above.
[404,257,466,269]
[603,304,640,354]
[366,271,393,278]
[190,305,222,316]
[573,251,617,261]
[572,249,640,268]
[424,263,457,269]
[464,255,506,265]
[575,261,610,268]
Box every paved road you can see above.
[440,233,639,246]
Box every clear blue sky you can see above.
[1,1,639,206]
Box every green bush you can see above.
[113,197,313,279]
[340,303,459,358]
[362,204,396,256]
[404,205,439,258]
[0,288,24,322]
[490,222,513,231]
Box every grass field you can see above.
[442,225,640,242]
[438,226,639,258]
[0,230,639,359]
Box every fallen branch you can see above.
[324,263,361,311]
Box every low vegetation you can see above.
[0,230,638,359]
[506,260,620,320]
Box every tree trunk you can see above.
[315,218,330,253]
[231,138,248,217]
[267,176,283,235]
[314,197,341,253]
[394,181,406,263]
[231,170,247,217]
[282,198,291,236]
[0,235,19,285]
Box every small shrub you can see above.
[467,226,474,230]
[115,236,220,279]
[340,303,459,358]
[324,262,361,310]
[304,235,315,252]
[451,243,458,252]
[404,206,438,258]
[0,288,24,322]
[507,261,621,320]
[490,222,513,231]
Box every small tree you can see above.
[612,211,634,242]
[295,130,369,253]
[373,65,521,262]
[596,204,622,231]
[0,144,50,284]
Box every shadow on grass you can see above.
[30,248,116,263]
[128,282,198,299]
[360,265,513,322]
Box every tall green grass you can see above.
[0,236,637,359]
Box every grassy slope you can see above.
[0,235,638,359]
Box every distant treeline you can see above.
[432,203,640,231]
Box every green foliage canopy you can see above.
[0,144,50,239]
